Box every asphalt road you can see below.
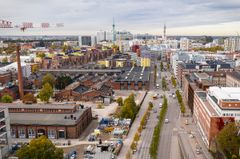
[133,91,163,159]
[157,70,181,159]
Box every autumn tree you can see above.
[38,83,53,103]
[22,93,37,104]
[120,94,137,120]
[1,94,13,103]
[16,136,63,159]
[32,65,39,74]
[2,57,8,64]
[216,122,240,159]
[42,73,55,88]
[116,97,123,106]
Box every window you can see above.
[48,129,56,139]
[11,128,16,138]
[28,128,35,138]
[19,129,26,139]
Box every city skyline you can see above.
[0,0,240,36]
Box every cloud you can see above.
[0,0,240,35]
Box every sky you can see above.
[0,0,240,36]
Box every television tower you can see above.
[112,18,116,43]
[163,24,166,40]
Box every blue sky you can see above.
[0,0,240,36]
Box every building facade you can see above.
[193,87,240,148]
[0,107,11,158]
[226,71,240,87]
[0,104,92,139]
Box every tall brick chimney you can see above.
[16,44,24,99]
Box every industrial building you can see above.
[112,67,150,90]
[0,103,92,139]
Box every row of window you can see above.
[11,128,64,139]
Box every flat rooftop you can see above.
[115,67,150,82]
[208,87,240,101]
[0,103,76,109]
[196,91,219,117]
[8,107,89,126]
[227,71,240,81]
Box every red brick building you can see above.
[0,103,92,139]
[193,87,239,148]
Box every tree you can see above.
[55,76,73,90]
[36,52,46,59]
[160,62,164,72]
[32,65,39,74]
[16,136,63,159]
[2,57,8,64]
[38,83,53,103]
[216,122,240,158]
[162,77,167,91]
[42,73,55,88]
[154,64,157,84]
[22,93,37,104]
[120,94,137,120]
[116,97,123,106]
[1,94,13,103]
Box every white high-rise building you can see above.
[96,31,112,43]
[224,37,240,52]
[180,37,191,51]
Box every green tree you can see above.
[162,77,167,91]
[42,73,55,88]
[160,62,164,72]
[55,76,73,90]
[1,94,13,103]
[216,122,240,159]
[116,97,123,106]
[171,76,177,88]
[16,136,63,159]
[36,52,46,59]
[38,83,53,103]
[154,64,157,84]
[22,93,37,104]
[120,94,137,120]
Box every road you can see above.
[117,91,151,159]
[133,91,163,159]
[157,70,181,159]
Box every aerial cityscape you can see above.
[0,0,240,159]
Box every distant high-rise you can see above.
[224,37,240,52]
[112,18,116,43]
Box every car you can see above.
[153,109,157,113]
[164,119,169,123]
[159,103,162,108]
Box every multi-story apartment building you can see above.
[226,71,240,87]
[180,37,191,51]
[183,72,226,113]
[193,87,239,148]
[224,37,240,52]
[177,60,233,87]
